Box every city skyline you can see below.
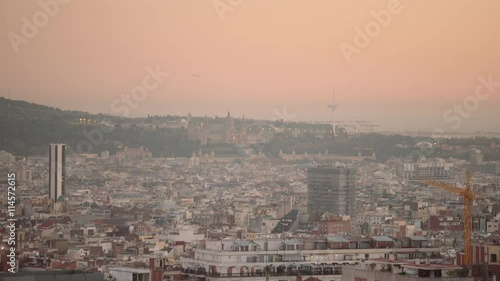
[2,94,500,134]
[2,0,500,277]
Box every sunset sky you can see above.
[1,0,500,132]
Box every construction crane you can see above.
[422,172,479,265]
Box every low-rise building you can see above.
[181,237,440,281]
[342,260,471,281]
[109,267,150,281]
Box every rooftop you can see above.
[109,267,151,273]
[371,235,394,242]
[402,264,463,270]
[409,236,428,241]
[327,236,350,243]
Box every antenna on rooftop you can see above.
[327,89,338,140]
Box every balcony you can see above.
[197,247,440,256]
[181,267,343,278]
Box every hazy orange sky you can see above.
[1,0,500,132]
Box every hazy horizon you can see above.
[2,0,500,132]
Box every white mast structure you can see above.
[327,89,338,139]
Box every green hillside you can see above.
[1,97,499,162]
[0,97,198,157]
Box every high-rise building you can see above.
[470,149,483,165]
[468,148,500,175]
[396,160,455,182]
[49,144,66,202]
[307,166,356,216]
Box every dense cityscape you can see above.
[2,0,500,280]
[1,101,499,280]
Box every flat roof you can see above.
[327,236,350,243]
[368,259,461,270]
[409,236,428,241]
[109,267,150,273]
[371,236,394,242]
[402,264,463,270]
[368,258,411,265]
[234,240,258,247]
[283,239,302,245]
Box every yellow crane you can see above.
[422,172,479,265]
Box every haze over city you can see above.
[2,0,500,132]
[3,1,500,279]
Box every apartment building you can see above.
[307,167,356,216]
[181,237,440,281]
[396,160,454,182]
[342,262,472,281]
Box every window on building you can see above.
[491,254,497,263]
